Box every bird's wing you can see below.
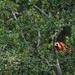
[60,42,74,50]
[59,42,67,48]
[59,42,67,53]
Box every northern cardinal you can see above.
[54,42,74,53]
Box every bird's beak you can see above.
[54,44,57,46]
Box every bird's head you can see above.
[54,42,62,50]
[54,42,59,48]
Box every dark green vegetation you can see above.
[0,0,75,75]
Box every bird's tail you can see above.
[66,47,74,50]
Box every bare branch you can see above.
[33,5,50,18]
[22,34,30,48]
[49,12,52,17]
[40,55,50,66]
[55,29,62,39]
[67,0,71,12]
[56,59,62,75]
[52,37,57,55]
[28,0,51,18]
[37,28,40,48]
[11,10,17,20]
[52,29,62,75]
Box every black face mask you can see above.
[55,46,58,48]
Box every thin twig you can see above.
[33,5,50,18]
[40,55,50,66]
[28,0,51,18]
[22,34,30,48]
[37,28,50,66]
[37,28,40,48]
[11,10,17,20]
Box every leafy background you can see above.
[0,0,75,75]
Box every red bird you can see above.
[54,42,74,53]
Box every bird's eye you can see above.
[56,44,58,45]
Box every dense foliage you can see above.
[0,0,75,75]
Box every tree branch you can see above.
[22,34,30,48]
[56,59,62,75]
[11,10,17,20]
[28,0,51,18]
[37,28,40,48]
[33,5,50,18]
[52,29,62,75]
[67,0,71,12]
[36,28,50,66]
[40,55,50,66]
